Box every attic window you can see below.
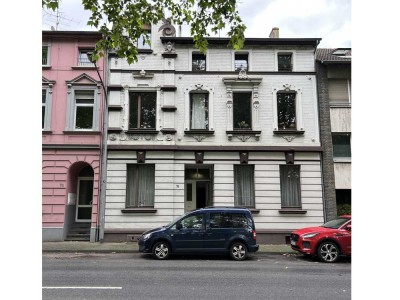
[331,49,349,56]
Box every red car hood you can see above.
[292,226,335,235]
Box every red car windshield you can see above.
[321,217,350,229]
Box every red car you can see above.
[290,215,351,263]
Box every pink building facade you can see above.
[42,31,105,241]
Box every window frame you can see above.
[234,164,255,208]
[279,164,302,209]
[65,74,101,132]
[332,132,351,161]
[42,45,50,66]
[275,50,296,72]
[42,77,55,132]
[233,52,249,72]
[137,29,152,50]
[184,85,214,133]
[233,92,252,130]
[126,164,155,208]
[190,50,208,71]
[78,49,95,67]
[328,78,352,106]
[272,85,304,133]
[128,92,157,130]
[73,90,95,130]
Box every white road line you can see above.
[43,287,122,290]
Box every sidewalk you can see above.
[43,241,296,254]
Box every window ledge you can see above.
[333,158,351,163]
[279,209,307,214]
[42,65,51,69]
[185,130,214,135]
[273,130,304,135]
[125,130,158,134]
[108,127,123,133]
[42,130,52,134]
[71,66,97,70]
[226,130,261,135]
[160,128,177,134]
[121,208,157,213]
[138,49,153,54]
[249,209,260,214]
[330,103,351,108]
[63,130,101,135]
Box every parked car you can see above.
[138,207,259,260]
[290,215,351,263]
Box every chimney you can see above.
[269,27,279,38]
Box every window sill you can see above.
[108,127,123,133]
[71,66,97,70]
[160,128,177,134]
[42,65,51,69]
[330,103,351,108]
[125,130,158,134]
[185,130,214,135]
[227,130,261,135]
[333,158,351,163]
[273,130,304,135]
[121,208,157,213]
[63,130,101,135]
[249,209,260,214]
[279,209,307,214]
[138,49,153,54]
[42,130,52,134]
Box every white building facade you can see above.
[104,22,324,243]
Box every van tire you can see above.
[152,241,171,260]
[229,242,247,261]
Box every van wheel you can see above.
[317,241,340,263]
[152,241,171,260]
[230,242,247,261]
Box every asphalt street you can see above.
[42,252,351,300]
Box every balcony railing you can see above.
[235,62,248,71]
[79,57,95,67]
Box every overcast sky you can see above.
[42,0,351,48]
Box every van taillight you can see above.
[252,230,257,240]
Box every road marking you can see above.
[43,287,122,290]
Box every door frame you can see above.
[75,176,93,222]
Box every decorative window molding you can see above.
[275,50,296,72]
[42,43,51,67]
[280,164,302,210]
[272,84,304,133]
[223,76,262,139]
[184,84,214,132]
[65,73,101,131]
[42,76,55,131]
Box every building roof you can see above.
[316,48,351,63]
[161,37,321,47]
[42,30,102,38]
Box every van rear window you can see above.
[209,213,248,228]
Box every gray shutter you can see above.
[328,79,349,104]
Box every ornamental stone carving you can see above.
[238,68,248,80]
[282,135,296,142]
[158,18,176,37]
[164,41,175,52]
[192,135,206,142]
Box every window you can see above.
[42,46,49,66]
[277,92,296,130]
[74,90,95,129]
[126,164,155,207]
[178,214,204,229]
[233,92,252,130]
[78,49,95,67]
[129,92,156,129]
[234,165,255,207]
[210,213,249,229]
[332,133,351,158]
[280,165,301,208]
[328,79,351,105]
[278,53,293,71]
[192,53,206,71]
[42,89,47,129]
[190,93,209,129]
[138,29,152,49]
[234,53,248,71]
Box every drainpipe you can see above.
[88,50,108,242]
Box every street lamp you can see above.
[87,51,108,242]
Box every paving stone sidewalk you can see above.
[43,242,295,254]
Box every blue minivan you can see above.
[138,207,259,260]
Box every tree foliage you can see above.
[42,0,246,64]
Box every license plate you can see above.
[291,240,296,246]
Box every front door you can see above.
[185,180,210,212]
[171,213,205,251]
[75,177,93,222]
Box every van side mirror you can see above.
[176,222,182,230]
